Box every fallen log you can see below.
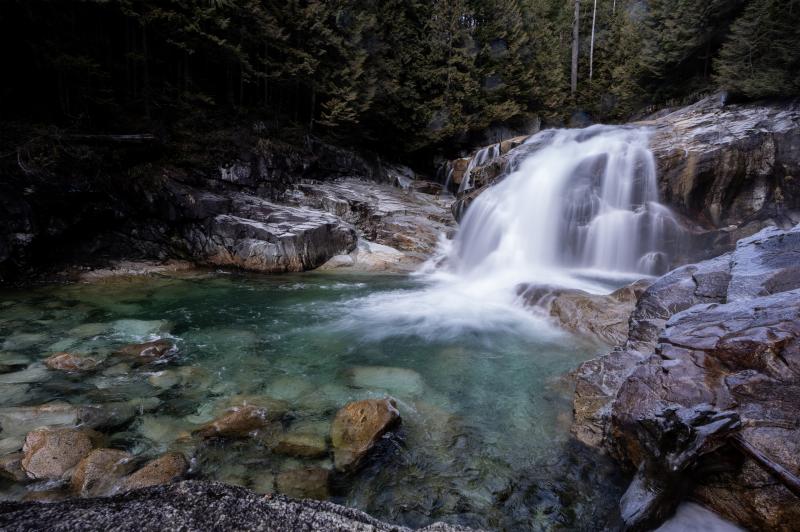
[731,434,800,498]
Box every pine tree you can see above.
[715,0,800,98]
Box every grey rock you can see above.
[0,480,478,531]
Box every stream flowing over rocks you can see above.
[573,224,800,530]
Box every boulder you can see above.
[330,397,401,471]
[44,352,99,372]
[121,453,189,492]
[275,467,330,500]
[113,340,175,366]
[71,448,134,497]
[21,428,100,480]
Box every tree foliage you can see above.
[1,0,798,157]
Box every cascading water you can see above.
[446,125,682,292]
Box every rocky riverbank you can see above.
[572,224,800,530]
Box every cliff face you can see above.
[448,97,800,260]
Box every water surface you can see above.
[0,271,623,529]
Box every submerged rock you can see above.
[0,480,475,531]
[121,453,189,492]
[44,352,99,372]
[274,431,328,459]
[275,467,331,500]
[193,404,278,439]
[113,339,175,366]
[345,366,425,398]
[0,452,27,482]
[330,397,401,472]
[71,448,134,497]
[21,428,100,480]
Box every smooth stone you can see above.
[44,352,100,372]
[273,431,328,459]
[346,366,424,398]
[330,397,401,471]
[71,448,134,497]
[275,467,330,500]
[2,333,48,351]
[121,453,189,492]
[0,452,27,482]
[137,415,195,451]
[250,472,276,494]
[113,339,175,366]
[193,405,276,439]
[185,327,259,353]
[67,323,110,338]
[21,428,100,480]
[0,364,50,384]
[0,438,23,455]
[102,362,132,377]
[265,376,315,402]
[0,384,31,406]
[0,403,80,439]
[147,366,211,390]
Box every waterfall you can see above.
[445,125,681,291]
[456,143,502,194]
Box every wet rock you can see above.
[194,404,279,439]
[182,192,358,273]
[71,449,134,497]
[274,431,328,459]
[21,428,100,480]
[0,452,27,482]
[265,376,314,402]
[0,402,80,439]
[0,480,475,531]
[44,352,99,372]
[121,453,189,492]
[275,467,330,500]
[113,339,175,366]
[572,224,800,530]
[345,366,425,398]
[0,384,31,406]
[330,397,401,471]
[67,322,110,338]
[110,319,171,339]
[518,279,651,346]
[2,333,47,351]
[78,398,161,431]
[147,366,211,390]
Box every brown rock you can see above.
[330,397,400,471]
[113,340,175,366]
[44,352,99,372]
[0,452,27,482]
[275,467,330,500]
[70,448,134,497]
[193,405,275,439]
[122,453,188,492]
[273,432,328,458]
[21,428,99,480]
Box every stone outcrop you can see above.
[331,398,401,472]
[572,224,800,530]
[0,480,475,531]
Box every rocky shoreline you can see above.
[572,224,800,530]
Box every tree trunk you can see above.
[589,0,597,80]
[571,0,580,95]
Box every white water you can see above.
[447,125,681,294]
[344,125,682,340]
